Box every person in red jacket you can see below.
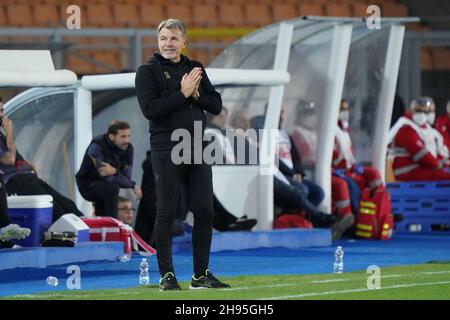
[388,96,450,181]
[289,101,354,218]
[426,100,450,167]
[435,100,450,152]
[333,99,383,191]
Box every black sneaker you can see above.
[159,272,181,291]
[189,270,231,289]
[331,214,355,241]
[228,216,257,231]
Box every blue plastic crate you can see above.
[387,181,450,197]
[387,182,450,235]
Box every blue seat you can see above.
[387,182,450,234]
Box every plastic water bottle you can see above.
[333,246,344,274]
[46,276,59,286]
[118,254,131,262]
[139,258,150,286]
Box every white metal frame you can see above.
[314,24,353,212]
[74,87,93,214]
[371,25,406,178]
[257,22,294,230]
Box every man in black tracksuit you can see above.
[76,121,142,218]
[135,19,229,290]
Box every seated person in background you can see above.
[76,120,142,218]
[388,96,450,181]
[333,99,383,191]
[435,100,450,153]
[134,151,157,245]
[0,172,31,249]
[117,196,135,226]
[290,100,318,167]
[204,106,236,164]
[278,109,324,208]
[273,173,354,240]
[249,107,354,239]
[205,108,258,231]
[426,99,450,166]
[288,100,354,218]
[211,198,257,231]
[229,109,259,164]
[0,101,83,222]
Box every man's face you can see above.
[233,112,251,131]
[214,109,228,129]
[109,129,131,150]
[340,101,349,112]
[158,27,186,63]
[118,201,134,225]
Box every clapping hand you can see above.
[181,67,202,98]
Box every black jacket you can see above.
[76,134,135,188]
[278,136,306,178]
[135,53,222,151]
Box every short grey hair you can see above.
[157,19,187,38]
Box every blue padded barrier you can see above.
[172,228,331,253]
[0,242,124,271]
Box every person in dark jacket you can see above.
[134,151,157,245]
[135,18,229,290]
[76,120,142,218]
[0,100,83,222]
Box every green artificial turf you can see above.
[5,263,450,300]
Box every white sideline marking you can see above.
[13,291,138,299]
[222,283,298,292]
[259,280,450,300]
[311,278,350,283]
[226,270,450,290]
[311,270,450,283]
[10,269,450,299]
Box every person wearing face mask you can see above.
[427,101,450,167]
[291,100,355,220]
[388,97,450,181]
[333,99,383,191]
[291,100,318,167]
[435,100,450,153]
